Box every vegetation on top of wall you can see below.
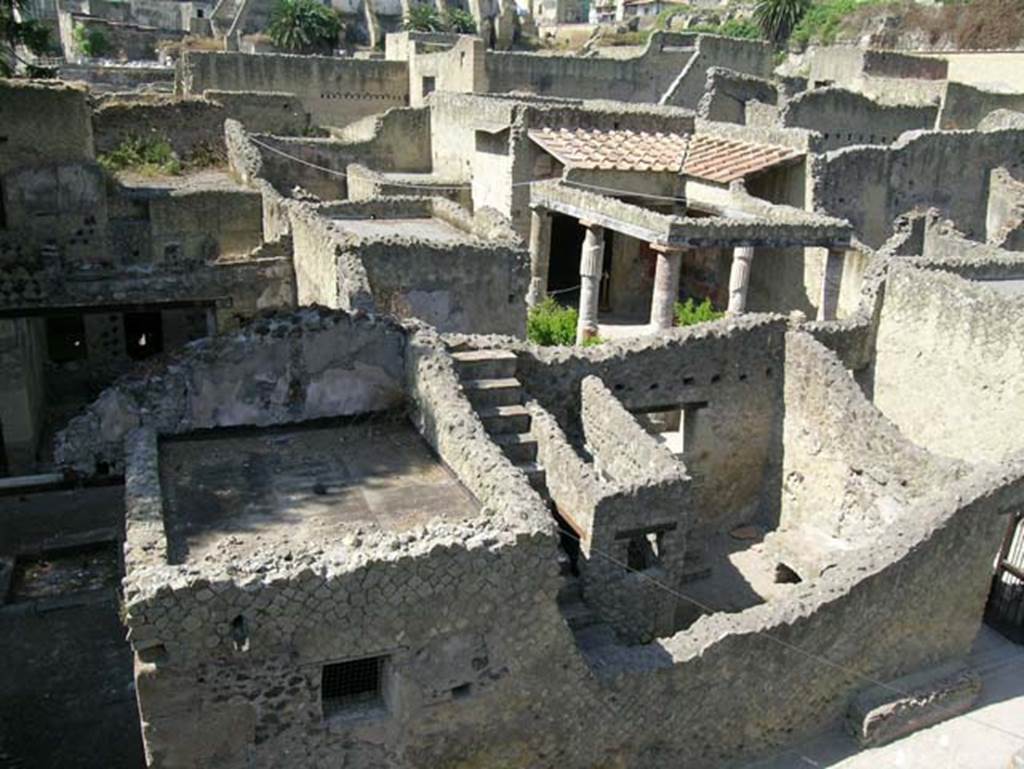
[403,4,444,31]
[674,297,723,326]
[689,18,764,39]
[1,0,51,76]
[444,8,477,33]
[72,22,110,58]
[99,135,225,177]
[99,135,183,176]
[402,4,477,33]
[267,0,341,53]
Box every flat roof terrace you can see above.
[158,418,481,565]
[333,216,470,244]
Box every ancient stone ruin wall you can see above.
[780,331,967,556]
[0,318,47,471]
[248,107,431,199]
[93,92,309,161]
[453,315,787,538]
[176,51,410,128]
[660,34,774,110]
[986,167,1024,250]
[938,81,1024,130]
[117,316,561,768]
[812,128,1024,248]
[60,308,1024,769]
[54,308,405,475]
[578,375,691,641]
[482,32,698,104]
[58,11,168,61]
[0,80,94,176]
[871,263,1024,464]
[697,66,778,125]
[780,87,937,151]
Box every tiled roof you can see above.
[527,128,803,184]
[683,135,803,183]
[529,128,688,173]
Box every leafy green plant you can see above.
[404,3,444,31]
[267,0,341,52]
[527,297,579,346]
[99,135,182,176]
[754,0,811,44]
[443,7,476,32]
[674,298,723,327]
[1,0,51,76]
[72,22,109,57]
[689,18,763,39]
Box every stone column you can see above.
[817,248,845,321]
[726,246,754,315]
[576,222,604,345]
[648,244,683,331]
[526,208,552,308]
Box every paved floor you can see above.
[160,418,481,564]
[750,626,1024,769]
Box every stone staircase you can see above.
[452,348,610,643]
[451,349,546,495]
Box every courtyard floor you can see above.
[750,626,1024,769]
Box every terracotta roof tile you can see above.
[527,128,803,184]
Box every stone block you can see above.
[847,661,982,748]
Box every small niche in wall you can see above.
[230,614,249,652]
[45,314,87,363]
[451,683,472,700]
[124,311,164,361]
[774,563,802,584]
[422,76,436,99]
[321,655,389,720]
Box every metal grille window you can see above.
[986,512,1024,644]
[321,656,386,718]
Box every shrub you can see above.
[674,297,723,327]
[99,135,182,176]
[267,0,341,52]
[72,23,109,58]
[527,297,579,346]
[790,0,875,47]
[444,7,477,33]
[404,3,444,31]
[689,18,763,39]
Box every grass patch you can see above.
[674,298,723,326]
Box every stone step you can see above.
[451,349,518,380]
[493,432,537,463]
[463,378,523,408]
[517,461,546,492]
[478,404,531,435]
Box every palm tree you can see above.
[753,0,811,45]
[267,0,341,53]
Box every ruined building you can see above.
[1,29,1024,769]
